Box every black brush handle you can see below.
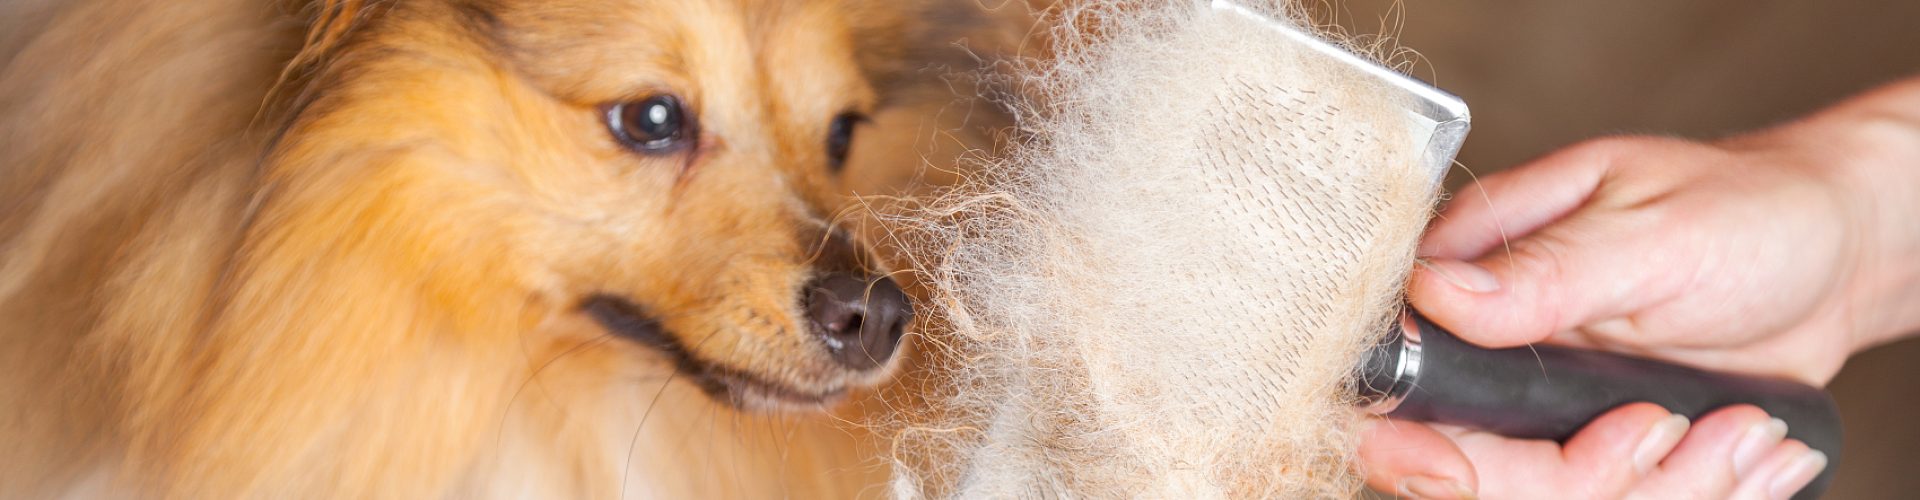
[1357,310,1841,499]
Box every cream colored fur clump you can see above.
[889,1,1437,497]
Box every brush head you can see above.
[888,0,1456,497]
[1209,0,1469,186]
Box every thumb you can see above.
[1409,205,1680,348]
[1410,137,1700,349]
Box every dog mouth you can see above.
[701,366,848,411]
[580,295,846,411]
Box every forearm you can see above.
[1793,76,1920,349]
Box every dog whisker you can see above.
[620,369,679,500]
[497,333,617,451]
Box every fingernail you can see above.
[1733,418,1789,476]
[1421,259,1500,293]
[1767,450,1828,500]
[1632,414,1691,473]
[1398,475,1475,500]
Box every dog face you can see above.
[273,0,925,412]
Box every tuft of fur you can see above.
[884,1,1437,497]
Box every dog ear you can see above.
[264,0,394,119]
[283,0,389,71]
[846,0,1029,105]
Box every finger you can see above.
[1421,138,1623,260]
[1357,418,1479,499]
[1627,405,1779,499]
[1559,403,1691,499]
[1729,440,1827,500]
[1409,197,1691,348]
[1446,403,1684,499]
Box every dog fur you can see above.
[0,0,1012,497]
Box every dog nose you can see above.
[804,274,912,370]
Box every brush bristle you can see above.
[884,1,1437,497]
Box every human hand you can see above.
[1356,78,1920,499]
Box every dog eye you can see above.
[606,95,693,153]
[825,112,866,172]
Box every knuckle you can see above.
[1558,449,1648,500]
[1504,236,1574,327]
[1557,136,1647,165]
[1625,483,1722,500]
[1572,136,1645,154]
[1547,136,1700,180]
[1583,471,1645,500]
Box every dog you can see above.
[0,0,1010,497]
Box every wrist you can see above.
[1793,79,1920,350]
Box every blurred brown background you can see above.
[1316,1,1920,497]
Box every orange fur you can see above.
[0,0,1011,497]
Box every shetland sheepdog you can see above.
[0,0,1009,497]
